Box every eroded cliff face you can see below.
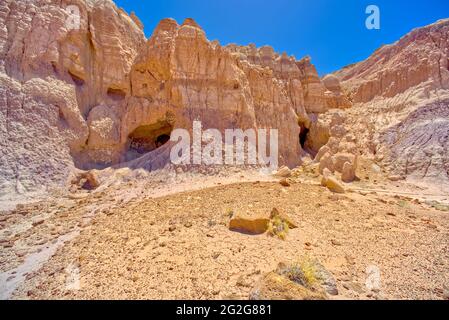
[333,19,449,186]
[0,0,145,197]
[335,19,449,103]
[1,0,448,198]
[0,0,341,197]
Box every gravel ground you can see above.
[1,174,447,300]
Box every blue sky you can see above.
[114,0,449,75]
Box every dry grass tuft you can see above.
[267,215,290,240]
[277,256,318,289]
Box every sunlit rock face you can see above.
[4,0,447,195]
[333,18,449,186]
[1,0,336,197]
[334,18,449,102]
[0,0,145,195]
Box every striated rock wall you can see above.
[335,19,449,103]
[0,0,145,196]
[0,0,338,197]
[3,0,446,196]
[333,19,449,185]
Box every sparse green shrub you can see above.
[299,257,318,287]
[267,215,289,240]
[277,256,318,289]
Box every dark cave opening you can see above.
[299,126,310,148]
[155,134,171,148]
[107,88,126,101]
[128,122,173,156]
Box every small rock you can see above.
[388,175,403,182]
[321,172,345,194]
[273,166,292,178]
[32,219,45,227]
[331,239,342,246]
[315,146,331,163]
[279,178,290,187]
[371,164,381,173]
[386,212,396,217]
[72,170,100,190]
[319,153,335,174]
[236,275,252,288]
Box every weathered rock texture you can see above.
[1,0,448,198]
[334,19,449,103]
[334,18,449,186]
[0,0,145,198]
[0,0,339,198]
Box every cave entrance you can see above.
[155,134,171,148]
[299,126,310,148]
[128,122,173,155]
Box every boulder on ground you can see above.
[321,169,345,193]
[314,146,331,163]
[229,215,270,235]
[332,153,356,172]
[341,161,356,183]
[319,153,335,174]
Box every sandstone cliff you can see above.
[333,19,449,186]
[1,0,448,200]
[0,0,145,198]
[0,0,338,198]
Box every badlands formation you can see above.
[0,0,448,300]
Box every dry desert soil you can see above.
[1,168,448,300]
